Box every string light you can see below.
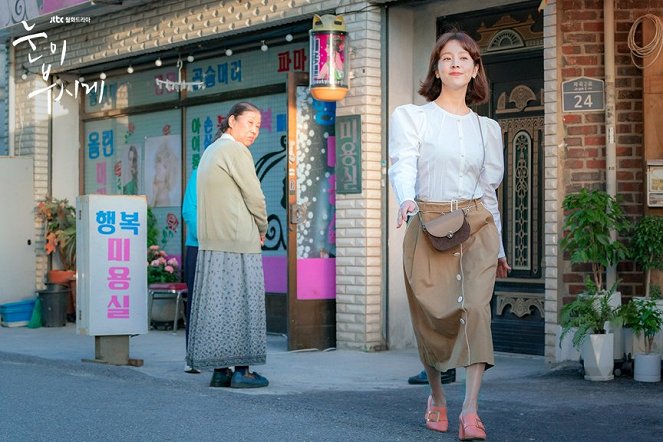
[127,65,134,74]
[260,40,268,52]
[285,34,293,42]
[21,69,28,80]
[78,76,85,83]
[186,55,195,63]
[155,57,162,67]
[225,48,233,56]
[99,72,107,80]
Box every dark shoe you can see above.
[184,363,201,374]
[441,368,456,384]
[230,370,269,388]
[209,368,233,387]
[408,369,456,385]
[408,370,429,384]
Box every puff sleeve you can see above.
[479,117,506,259]
[388,104,425,206]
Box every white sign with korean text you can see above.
[76,195,147,336]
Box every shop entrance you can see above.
[439,1,545,355]
[283,73,336,350]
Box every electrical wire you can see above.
[627,13,663,69]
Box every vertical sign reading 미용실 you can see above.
[335,115,361,194]
[76,194,147,336]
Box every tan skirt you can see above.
[403,200,499,371]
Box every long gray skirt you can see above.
[185,250,266,369]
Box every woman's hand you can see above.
[260,233,266,246]
[496,257,511,278]
[396,200,417,228]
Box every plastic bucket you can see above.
[38,289,68,327]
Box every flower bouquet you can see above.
[147,245,181,284]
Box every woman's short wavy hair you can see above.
[418,31,489,105]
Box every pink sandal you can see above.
[458,413,486,440]
[424,395,448,432]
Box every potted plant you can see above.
[559,188,631,381]
[631,215,663,298]
[617,299,639,362]
[629,298,663,382]
[35,196,77,323]
[35,196,76,279]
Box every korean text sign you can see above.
[335,115,362,194]
[76,195,147,336]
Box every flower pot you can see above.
[634,353,662,382]
[38,287,68,327]
[47,269,76,285]
[581,333,614,381]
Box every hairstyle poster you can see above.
[114,143,143,196]
[144,135,181,207]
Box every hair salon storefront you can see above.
[4,0,386,351]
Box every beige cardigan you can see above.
[196,134,267,254]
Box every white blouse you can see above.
[388,101,505,258]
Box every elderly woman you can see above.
[185,102,269,388]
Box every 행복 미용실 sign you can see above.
[335,115,362,194]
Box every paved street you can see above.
[1,325,662,441]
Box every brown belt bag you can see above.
[418,209,470,251]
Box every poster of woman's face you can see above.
[144,135,181,207]
[114,144,142,196]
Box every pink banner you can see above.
[297,258,336,300]
[262,256,336,300]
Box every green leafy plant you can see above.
[147,206,159,247]
[617,299,639,329]
[561,188,631,294]
[559,281,620,349]
[631,215,663,297]
[630,298,663,354]
[650,284,662,300]
[35,196,76,271]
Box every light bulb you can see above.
[155,57,162,67]
[285,34,293,42]
[21,72,28,80]
[127,65,134,74]
[99,72,107,80]
[260,41,268,52]
[78,76,85,83]
[225,48,233,56]
[187,55,194,63]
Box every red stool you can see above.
[148,282,187,333]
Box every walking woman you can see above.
[389,31,511,440]
[186,102,269,388]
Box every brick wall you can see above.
[557,0,661,303]
[10,0,386,350]
[543,0,561,363]
[335,4,384,351]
